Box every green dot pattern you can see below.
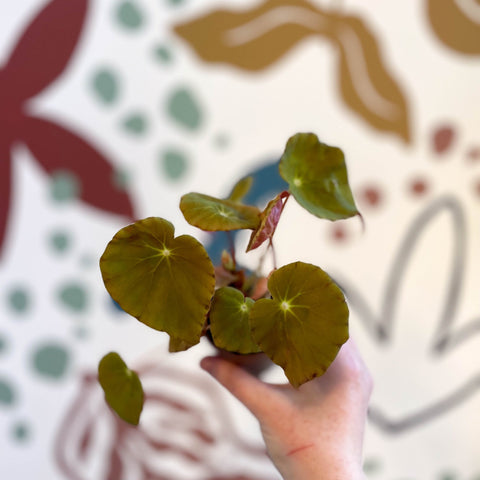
[0,335,8,354]
[116,1,144,29]
[49,231,71,253]
[8,288,30,314]
[0,379,15,406]
[50,171,80,203]
[167,87,203,131]
[112,169,130,191]
[58,283,88,312]
[154,45,173,64]
[161,148,188,180]
[32,344,70,380]
[11,421,30,443]
[122,113,148,135]
[92,69,119,105]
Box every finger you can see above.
[200,356,286,421]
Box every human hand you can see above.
[200,339,372,480]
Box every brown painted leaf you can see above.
[331,13,410,143]
[427,0,480,55]
[246,191,289,252]
[100,217,215,350]
[173,0,321,71]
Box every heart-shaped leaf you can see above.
[227,176,253,203]
[209,287,261,354]
[98,352,144,425]
[180,193,260,231]
[279,133,359,221]
[246,191,289,252]
[249,262,349,387]
[100,217,215,350]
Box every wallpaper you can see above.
[0,1,479,479]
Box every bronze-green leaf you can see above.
[100,217,215,349]
[249,262,349,387]
[279,133,359,221]
[228,176,253,203]
[98,352,144,425]
[180,193,260,231]
[209,287,261,354]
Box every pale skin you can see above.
[200,339,373,480]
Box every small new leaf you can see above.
[228,176,253,203]
[279,133,359,221]
[98,352,144,425]
[210,287,261,354]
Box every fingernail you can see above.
[200,357,217,375]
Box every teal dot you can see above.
[166,87,203,131]
[92,69,119,105]
[153,45,173,64]
[213,132,230,149]
[50,171,80,203]
[122,113,148,135]
[32,343,70,380]
[73,325,89,340]
[363,457,382,475]
[0,379,16,406]
[58,283,88,312]
[112,169,130,191]
[161,148,188,180]
[167,0,185,5]
[438,473,457,480]
[8,287,31,314]
[49,231,71,254]
[11,421,30,443]
[116,1,144,29]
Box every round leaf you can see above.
[100,217,215,349]
[228,176,253,203]
[249,262,349,387]
[279,133,359,220]
[210,287,261,354]
[98,352,144,425]
[180,193,260,231]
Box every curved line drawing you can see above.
[334,195,480,433]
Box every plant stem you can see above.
[226,231,237,268]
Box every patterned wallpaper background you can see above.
[0,0,479,479]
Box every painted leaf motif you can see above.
[331,13,410,143]
[246,191,289,252]
[209,287,261,354]
[228,176,253,203]
[1,0,88,102]
[21,116,135,219]
[173,0,321,71]
[279,133,359,221]
[427,0,480,55]
[249,262,349,387]
[100,217,215,349]
[180,193,260,231]
[98,352,144,425]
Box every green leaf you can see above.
[98,352,144,425]
[209,287,261,354]
[249,262,349,387]
[279,133,359,221]
[227,176,253,203]
[246,191,289,252]
[100,217,215,350]
[180,193,260,231]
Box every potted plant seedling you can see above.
[98,132,361,425]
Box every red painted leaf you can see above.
[0,143,12,258]
[1,0,88,102]
[246,191,289,252]
[21,115,135,219]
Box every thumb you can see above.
[200,356,284,422]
